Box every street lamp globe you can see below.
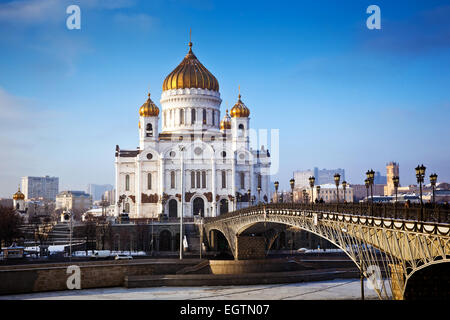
[430,173,437,186]
[334,173,340,186]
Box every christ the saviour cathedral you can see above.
[114,40,271,218]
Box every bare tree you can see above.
[0,206,24,247]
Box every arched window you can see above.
[202,171,206,189]
[196,171,201,188]
[238,123,245,137]
[222,170,226,189]
[180,109,184,125]
[240,172,245,190]
[170,171,175,189]
[202,109,207,125]
[125,202,130,213]
[147,173,152,190]
[170,109,173,126]
[125,175,130,191]
[212,110,216,126]
[258,174,262,189]
[191,171,195,188]
[146,123,153,137]
[191,109,196,124]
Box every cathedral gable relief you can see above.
[175,193,182,201]
[203,192,212,202]
[141,193,158,203]
[185,192,195,202]
[128,195,136,203]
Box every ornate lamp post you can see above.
[309,176,315,207]
[415,164,426,222]
[247,189,251,207]
[334,173,340,204]
[342,181,347,203]
[366,169,375,203]
[274,181,279,203]
[316,185,321,203]
[430,173,438,205]
[290,178,295,204]
[257,186,262,204]
[393,176,399,203]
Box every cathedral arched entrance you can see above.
[168,199,178,218]
[193,197,205,217]
[219,199,229,215]
[159,230,172,251]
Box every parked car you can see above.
[297,248,308,253]
[114,254,133,260]
[91,250,111,259]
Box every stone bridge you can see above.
[203,203,450,300]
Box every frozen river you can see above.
[0,279,382,300]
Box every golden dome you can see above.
[162,42,219,92]
[230,94,250,118]
[139,93,159,117]
[220,110,231,130]
[13,188,25,200]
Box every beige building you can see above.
[294,184,354,203]
[56,191,92,213]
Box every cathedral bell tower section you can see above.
[139,92,159,150]
[230,93,250,151]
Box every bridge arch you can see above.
[235,220,361,267]
[403,260,450,300]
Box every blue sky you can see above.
[0,0,449,197]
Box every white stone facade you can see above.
[115,87,271,219]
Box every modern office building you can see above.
[21,176,59,200]
[87,184,114,201]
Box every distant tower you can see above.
[12,187,25,212]
[385,162,399,196]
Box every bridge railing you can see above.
[207,203,450,224]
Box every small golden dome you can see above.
[13,188,25,200]
[139,93,159,117]
[162,42,219,92]
[230,94,250,118]
[220,109,231,130]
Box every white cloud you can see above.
[0,0,62,25]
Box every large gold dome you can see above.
[230,94,250,118]
[162,42,219,92]
[139,93,159,117]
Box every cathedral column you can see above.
[136,160,142,217]
[211,156,216,217]
[159,158,165,217]
[232,153,236,211]
[250,162,254,206]
[114,158,120,217]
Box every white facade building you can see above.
[115,41,271,219]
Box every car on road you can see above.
[114,254,133,260]
[91,250,111,259]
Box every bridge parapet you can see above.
[208,203,450,225]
